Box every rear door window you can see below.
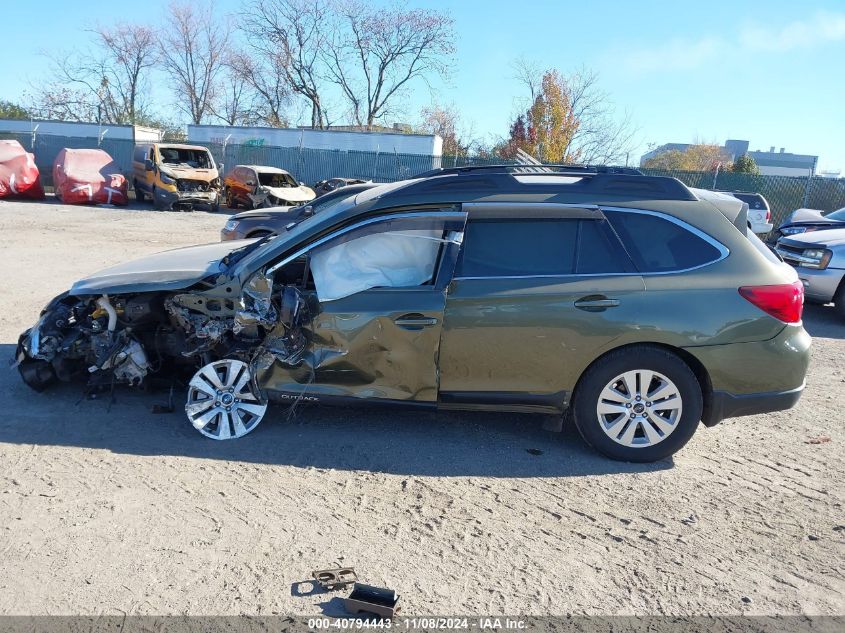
[576,220,637,274]
[455,218,634,278]
[603,210,723,273]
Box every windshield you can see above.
[159,147,213,169]
[258,172,297,187]
[825,208,845,221]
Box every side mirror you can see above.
[144,158,153,172]
[299,181,307,187]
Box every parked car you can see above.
[774,207,845,240]
[0,139,44,200]
[53,148,128,206]
[15,165,810,462]
[313,177,369,197]
[224,165,315,209]
[722,191,772,235]
[776,228,845,317]
[221,181,380,241]
[132,143,220,211]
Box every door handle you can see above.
[574,296,620,311]
[394,313,438,328]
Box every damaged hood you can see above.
[70,239,257,295]
[161,166,219,181]
[255,185,315,204]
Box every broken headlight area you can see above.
[176,179,214,193]
[16,277,313,399]
[16,294,162,392]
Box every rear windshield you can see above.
[258,172,297,187]
[732,193,769,210]
[159,147,213,169]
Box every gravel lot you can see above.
[0,198,843,617]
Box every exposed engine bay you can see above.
[15,271,310,398]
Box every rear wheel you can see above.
[134,181,145,202]
[572,346,702,462]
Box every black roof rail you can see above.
[403,164,696,201]
[414,164,644,178]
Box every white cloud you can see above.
[622,11,845,74]
[740,10,845,52]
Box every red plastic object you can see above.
[739,280,804,324]
[53,148,128,206]
[0,140,44,200]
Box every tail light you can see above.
[739,281,804,323]
[765,208,771,222]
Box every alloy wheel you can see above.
[596,369,683,448]
[185,359,267,440]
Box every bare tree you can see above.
[242,0,331,128]
[226,50,291,127]
[325,1,455,128]
[563,68,638,165]
[158,0,231,124]
[211,55,254,126]
[34,23,157,124]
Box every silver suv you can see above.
[776,227,845,318]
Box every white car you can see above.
[728,191,773,235]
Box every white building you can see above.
[0,118,162,142]
[187,124,443,156]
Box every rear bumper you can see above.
[685,324,811,426]
[703,384,804,426]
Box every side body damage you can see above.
[16,208,466,439]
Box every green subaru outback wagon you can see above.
[16,166,810,461]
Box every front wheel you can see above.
[572,346,702,462]
[134,181,145,202]
[186,359,268,440]
[225,188,237,209]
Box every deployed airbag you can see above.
[311,230,442,302]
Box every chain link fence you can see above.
[4,132,844,230]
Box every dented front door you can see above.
[258,210,466,404]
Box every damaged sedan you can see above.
[15,166,811,462]
[224,165,316,209]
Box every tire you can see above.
[152,186,166,211]
[210,195,220,213]
[134,181,145,203]
[833,281,845,321]
[225,189,237,209]
[572,346,703,462]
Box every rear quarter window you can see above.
[603,210,723,273]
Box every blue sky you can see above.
[2,0,844,171]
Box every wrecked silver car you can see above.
[16,179,464,440]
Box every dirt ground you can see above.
[0,198,842,617]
